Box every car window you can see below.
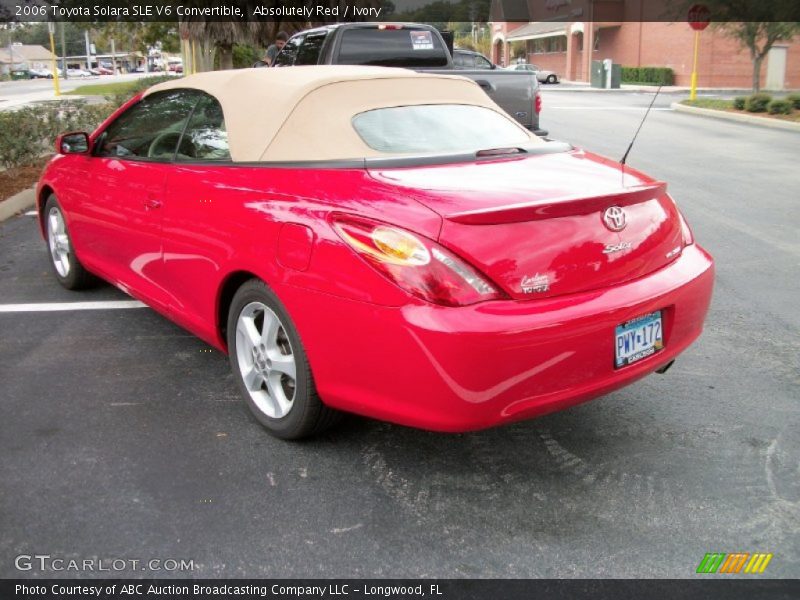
[273,35,303,67]
[94,90,199,160]
[295,32,328,65]
[176,93,230,162]
[336,28,449,67]
[474,55,493,69]
[352,104,531,154]
[453,53,468,67]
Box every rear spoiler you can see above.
[446,182,668,225]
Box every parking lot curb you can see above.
[671,102,800,132]
[0,187,35,222]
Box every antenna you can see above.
[620,85,663,166]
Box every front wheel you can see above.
[44,195,94,290]
[547,74,558,84]
[227,279,341,439]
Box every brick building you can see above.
[489,1,800,89]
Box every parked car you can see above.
[37,67,714,439]
[453,48,495,70]
[10,69,31,80]
[507,63,560,84]
[29,67,60,79]
[91,66,114,76]
[66,68,92,78]
[273,22,547,136]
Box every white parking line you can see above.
[548,106,673,110]
[0,300,146,313]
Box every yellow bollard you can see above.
[690,30,700,101]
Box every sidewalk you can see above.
[548,80,761,94]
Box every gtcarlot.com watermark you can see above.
[15,554,195,573]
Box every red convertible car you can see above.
[37,67,714,439]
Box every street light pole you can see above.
[60,21,68,80]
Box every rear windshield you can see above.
[352,105,532,154]
[336,28,449,68]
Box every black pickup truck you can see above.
[273,23,546,136]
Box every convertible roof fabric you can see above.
[144,66,534,162]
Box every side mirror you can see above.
[56,132,91,155]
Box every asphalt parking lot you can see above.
[1,89,798,579]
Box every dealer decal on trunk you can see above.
[521,273,550,294]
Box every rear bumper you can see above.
[279,244,714,432]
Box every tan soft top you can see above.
[144,66,533,162]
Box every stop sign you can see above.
[688,4,711,31]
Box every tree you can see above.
[93,22,179,57]
[716,22,800,92]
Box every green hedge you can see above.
[786,93,800,110]
[0,77,175,173]
[732,96,746,110]
[621,66,674,86]
[745,93,772,113]
[0,100,114,171]
[767,99,793,115]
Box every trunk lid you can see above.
[368,149,684,300]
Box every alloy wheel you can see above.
[47,206,70,277]
[235,301,297,419]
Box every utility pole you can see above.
[84,29,91,71]
[60,21,68,79]
[111,38,117,74]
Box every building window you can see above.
[531,36,566,54]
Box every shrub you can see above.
[732,96,746,110]
[0,100,115,171]
[786,92,800,110]
[0,107,50,170]
[745,93,772,113]
[767,98,793,115]
[621,66,674,86]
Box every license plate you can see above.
[615,311,664,368]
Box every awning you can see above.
[507,22,568,42]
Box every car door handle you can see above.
[143,198,162,210]
[474,79,496,92]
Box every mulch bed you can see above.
[0,157,50,202]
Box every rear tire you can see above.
[227,279,341,439]
[547,74,558,84]
[43,195,94,290]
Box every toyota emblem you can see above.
[603,206,627,232]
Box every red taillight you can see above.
[331,215,505,307]
[535,90,542,114]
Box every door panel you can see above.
[74,89,201,309]
[81,159,172,309]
